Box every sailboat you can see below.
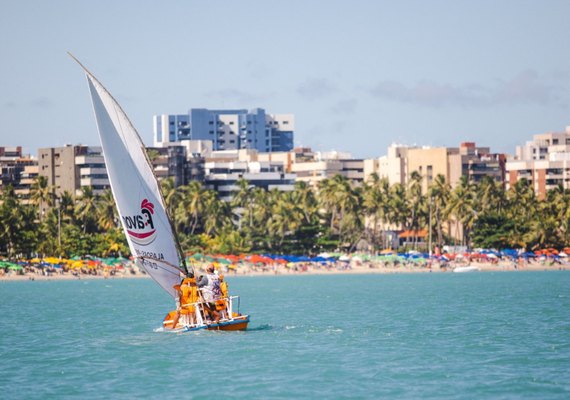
[70,54,249,332]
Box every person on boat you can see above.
[215,274,229,319]
[197,265,222,324]
[219,274,228,299]
[171,277,200,329]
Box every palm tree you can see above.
[178,181,207,235]
[407,171,425,249]
[505,179,537,248]
[317,174,361,249]
[201,190,231,236]
[30,176,55,220]
[96,189,118,231]
[0,185,24,256]
[231,178,255,233]
[268,190,304,247]
[58,191,76,224]
[428,174,451,249]
[387,183,409,231]
[476,176,507,215]
[292,181,318,224]
[362,173,382,248]
[552,187,570,245]
[160,177,182,217]
[249,186,272,243]
[75,186,98,233]
[447,176,476,246]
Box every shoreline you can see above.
[1,261,567,282]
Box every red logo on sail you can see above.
[122,199,157,245]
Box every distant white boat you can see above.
[453,265,480,273]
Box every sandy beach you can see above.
[1,258,567,282]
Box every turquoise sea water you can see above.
[1,271,569,399]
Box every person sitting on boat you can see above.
[197,265,222,324]
[171,277,200,329]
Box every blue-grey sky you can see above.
[1,0,570,158]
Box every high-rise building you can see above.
[291,151,364,187]
[38,145,110,197]
[507,128,570,198]
[202,148,295,201]
[147,146,185,187]
[365,142,505,192]
[0,146,38,203]
[153,108,294,152]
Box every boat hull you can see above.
[182,315,250,332]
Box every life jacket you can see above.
[201,273,221,302]
[220,281,228,299]
[180,285,199,313]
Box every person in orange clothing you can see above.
[219,274,228,299]
[171,277,201,328]
[215,274,229,320]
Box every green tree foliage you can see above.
[4,173,570,258]
[472,212,518,249]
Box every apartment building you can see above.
[507,128,570,198]
[291,151,364,187]
[366,142,505,192]
[153,108,294,153]
[38,145,110,197]
[203,151,295,201]
[0,146,38,203]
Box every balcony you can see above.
[80,178,109,186]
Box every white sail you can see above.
[76,58,183,298]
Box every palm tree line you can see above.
[1,173,570,258]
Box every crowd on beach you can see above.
[1,248,568,281]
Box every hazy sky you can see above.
[1,1,570,158]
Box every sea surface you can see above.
[1,271,569,399]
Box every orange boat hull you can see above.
[206,317,249,331]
